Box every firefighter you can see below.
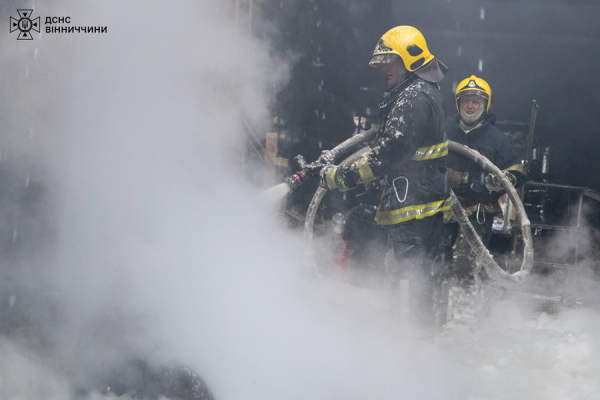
[320,26,450,328]
[443,75,526,327]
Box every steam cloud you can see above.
[2,1,600,399]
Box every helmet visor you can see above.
[369,54,401,67]
[456,90,488,104]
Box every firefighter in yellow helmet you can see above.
[320,26,449,328]
[443,75,525,328]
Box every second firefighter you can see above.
[443,75,526,327]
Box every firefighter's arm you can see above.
[320,151,387,191]
[484,167,524,192]
[320,163,358,191]
[485,135,526,192]
[500,162,526,188]
[369,94,427,173]
[484,171,517,192]
[321,99,425,192]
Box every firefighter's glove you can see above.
[320,165,352,192]
[320,165,337,189]
[504,171,518,186]
[484,172,509,192]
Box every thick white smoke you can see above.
[2,1,600,399]
[33,2,463,398]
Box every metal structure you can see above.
[509,181,600,304]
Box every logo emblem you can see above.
[374,39,393,54]
[467,80,476,87]
[10,9,40,40]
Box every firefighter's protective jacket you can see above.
[445,114,526,216]
[324,73,450,226]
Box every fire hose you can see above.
[294,134,533,288]
[447,141,533,287]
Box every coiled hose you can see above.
[303,135,533,288]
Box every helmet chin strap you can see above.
[460,107,485,126]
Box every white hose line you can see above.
[448,141,533,287]
[303,139,533,288]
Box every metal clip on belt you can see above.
[392,176,409,203]
[477,203,486,224]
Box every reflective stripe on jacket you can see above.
[324,74,449,226]
[365,75,449,225]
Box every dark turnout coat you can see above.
[326,73,450,226]
[445,114,525,215]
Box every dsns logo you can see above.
[10,9,40,40]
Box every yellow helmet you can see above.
[370,26,434,72]
[455,75,492,112]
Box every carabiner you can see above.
[476,203,486,225]
[392,176,409,203]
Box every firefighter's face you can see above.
[460,97,483,114]
[381,59,406,86]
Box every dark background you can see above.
[262,0,600,192]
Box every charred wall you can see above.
[267,0,600,192]
[392,0,600,191]
[261,0,393,166]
